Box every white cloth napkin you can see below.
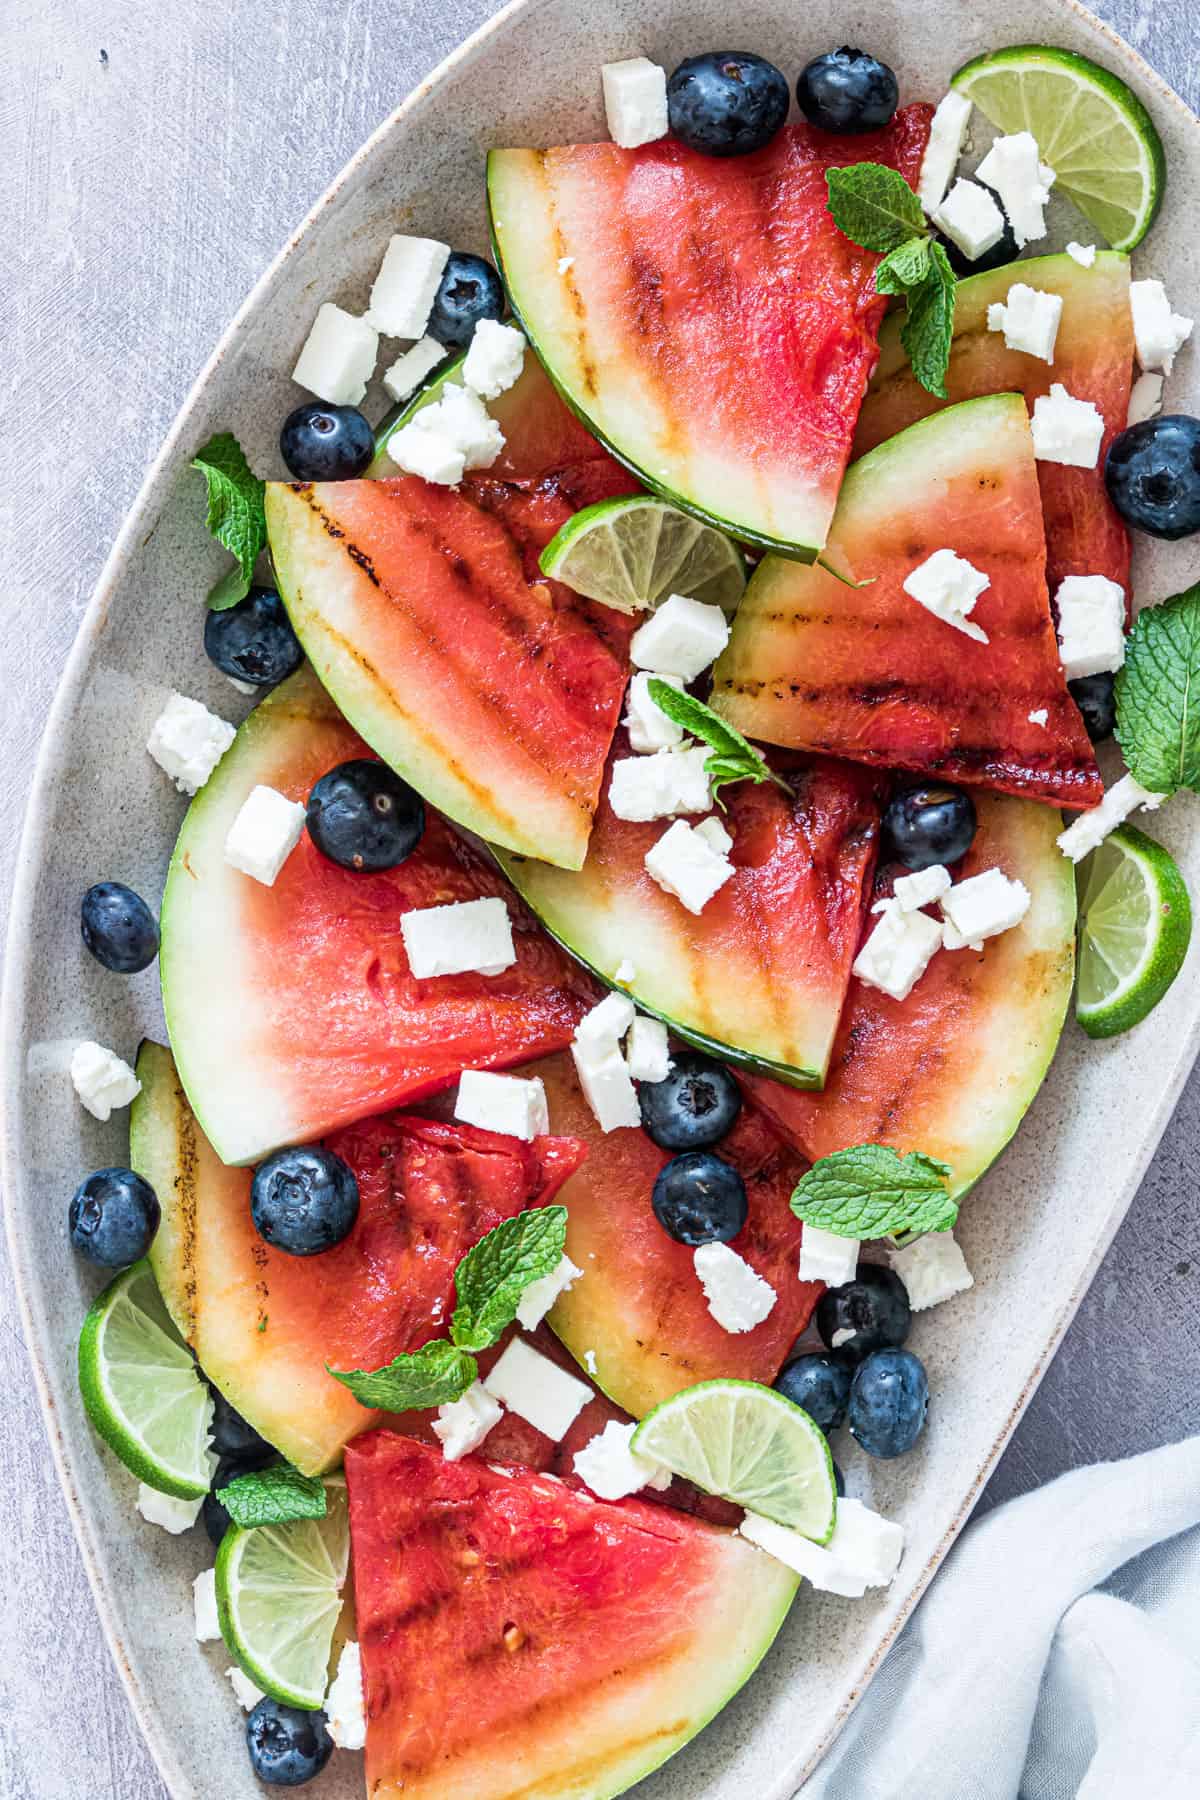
[801,1436,1200,1798]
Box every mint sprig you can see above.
[647,680,792,809]
[192,432,267,610]
[330,1339,479,1412]
[451,1206,568,1353]
[790,1144,956,1240]
[1115,584,1200,797]
[216,1463,327,1528]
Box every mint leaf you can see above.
[192,432,267,611]
[825,164,927,255]
[790,1144,957,1239]
[329,1339,477,1411]
[1115,584,1200,796]
[876,236,932,295]
[647,680,792,807]
[451,1206,568,1353]
[900,242,956,400]
[216,1464,327,1528]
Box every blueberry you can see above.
[882,782,976,871]
[666,53,790,157]
[774,1353,853,1431]
[251,1147,359,1256]
[306,759,425,872]
[651,1151,747,1245]
[935,185,1019,277]
[280,403,374,482]
[209,1389,274,1462]
[203,1449,277,1546]
[246,1698,334,1786]
[204,587,304,690]
[847,1347,928,1457]
[816,1263,911,1362]
[638,1052,742,1150]
[795,47,899,135]
[427,252,505,350]
[1069,672,1117,743]
[1105,415,1200,539]
[80,882,159,974]
[69,1169,160,1267]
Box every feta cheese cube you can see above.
[917,90,973,213]
[644,818,735,915]
[401,896,515,978]
[575,991,637,1046]
[891,863,951,912]
[70,1040,141,1122]
[940,867,1031,943]
[889,1230,974,1311]
[693,816,733,856]
[625,1015,671,1083]
[1056,773,1167,862]
[624,671,684,752]
[573,1420,672,1500]
[1066,241,1097,268]
[1130,278,1194,374]
[193,1567,220,1643]
[974,132,1056,246]
[601,57,669,149]
[741,1498,904,1596]
[381,335,447,403]
[223,784,307,887]
[1055,574,1126,680]
[797,1226,860,1287]
[482,1336,592,1439]
[931,179,1005,262]
[608,745,712,822]
[986,283,1063,363]
[226,1667,265,1712]
[614,960,637,985]
[433,1381,505,1460]
[454,1069,549,1141]
[902,548,990,644]
[324,1640,367,1752]
[1028,708,1048,727]
[570,1037,642,1131]
[1127,370,1165,427]
[1030,383,1105,468]
[384,420,465,485]
[136,1485,203,1533]
[367,235,450,339]
[629,594,731,681]
[415,383,505,471]
[852,902,943,1002]
[462,319,527,400]
[693,1242,777,1334]
[515,1254,583,1331]
[292,303,380,406]
[941,919,984,952]
[146,692,236,795]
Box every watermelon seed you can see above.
[503,1623,526,1653]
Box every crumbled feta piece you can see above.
[941,918,984,952]
[614,960,637,984]
[557,256,575,276]
[136,1484,203,1533]
[986,283,1062,363]
[146,693,236,795]
[401,896,515,978]
[573,1420,672,1500]
[741,1498,904,1596]
[601,57,669,149]
[70,1041,141,1122]
[1030,383,1105,468]
[629,594,731,682]
[583,1348,598,1376]
[941,867,1031,945]
[570,1037,642,1131]
[1028,708,1048,727]
[223,784,307,887]
[902,548,990,644]
[575,991,637,1046]
[1066,241,1097,268]
[891,864,951,912]
[383,421,466,485]
[225,675,258,697]
[974,132,1056,246]
[291,303,380,406]
[1127,370,1165,427]
[624,671,685,752]
[852,903,943,1002]
[917,90,973,213]
[433,1381,505,1460]
[514,1254,583,1331]
[693,816,733,856]
[482,1336,592,1439]
[889,1230,974,1311]
[193,1567,221,1643]
[830,1327,856,1350]
[644,818,735,915]
[797,1226,860,1288]
[693,1242,777,1334]
[226,1667,265,1712]
[413,383,505,471]
[454,1069,549,1141]
[367,235,451,339]
[324,1640,367,1752]
[381,335,447,403]
[1054,574,1126,680]
[1056,773,1167,862]
[625,1015,671,1083]
[1130,278,1194,374]
[462,319,527,400]
[931,179,1006,262]
[608,745,712,822]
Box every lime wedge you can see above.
[539,495,747,615]
[78,1260,214,1499]
[1076,823,1191,1037]
[953,44,1165,251]
[631,1378,837,1542]
[216,1477,350,1710]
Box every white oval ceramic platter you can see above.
[4,1,1199,1796]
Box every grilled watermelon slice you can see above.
[488,107,932,561]
[498,741,881,1086]
[711,394,1103,810]
[160,667,594,1165]
[345,1432,799,1800]
[855,251,1133,602]
[742,793,1075,1196]
[132,1041,587,1474]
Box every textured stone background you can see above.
[3,2,1198,1795]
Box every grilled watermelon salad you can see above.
[59,33,1200,1798]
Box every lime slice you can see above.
[631,1378,837,1542]
[1076,823,1191,1037]
[539,495,747,615]
[78,1260,214,1499]
[952,45,1165,251]
[216,1477,350,1710]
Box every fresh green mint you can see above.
[1115,584,1200,797]
[647,680,792,808]
[825,164,927,253]
[329,1338,479,1412]
[451,1206,568,1353]
[790,1143,957,1240]
[192,432,267,610]
[216,1463,327,1529]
